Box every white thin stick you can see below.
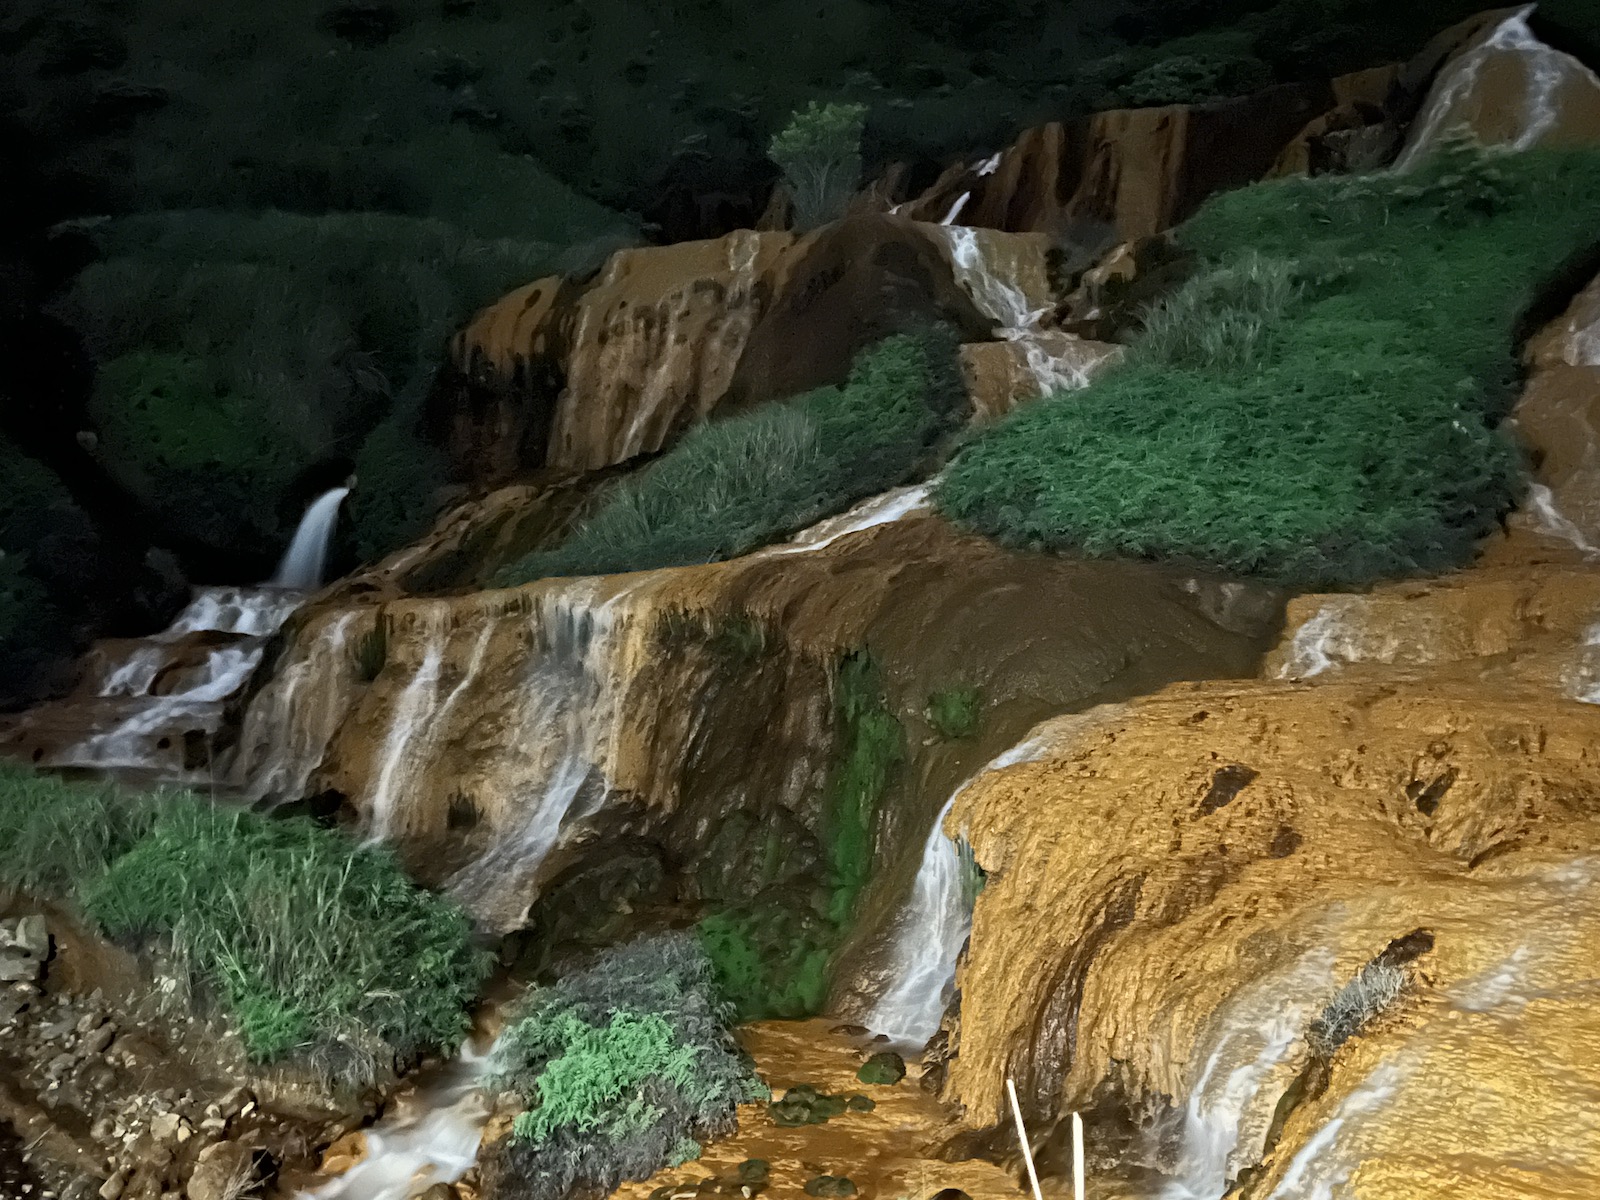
[1072,1111,1086,1200]
[1006,1077,1044,1200]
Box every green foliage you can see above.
[937,148,1600,586]
[487,933,765,1200]
[924,686,982,740]
[769,101,869,229]
[826,652,902,924]
[83,797,490,1073]
[59,209,609,560]
[1137,253,1302,372]
[497,330,961,583]
[0,438,91,687]
[1115,50,1272,108]
[0,765,489,1080]
[0,765,158,899]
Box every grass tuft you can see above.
[496,328,963,583]
[0,764,490,1081]
[486,933,765,1200]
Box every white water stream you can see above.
[863,733,1057,1047]
[932,225,1117,397]
[1396,6,1600,169]
[272,486,351,591]
[297,1033,501,1200]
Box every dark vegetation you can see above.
[937,143,1600,586]
[698,651,903,1020]
[484,933,765,1200]
[497,329,964,582]
[0,764,491,1085]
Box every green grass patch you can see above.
[936,144,1600,586]
[0,764,489,1082]
[496,329,963,583]
[925,685,983,740]
[486,933,765,1200]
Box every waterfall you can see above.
[40,586,303,779]
[445,586,640,930]
[365,609,492,844]
[297,1032,500,1200]
[1159,948,1336,1199]
[863,733,1057,1047]
[1396,6,1600,170]
[772,483,932,556]
[233,611,361,802]
[271,487,350,591]
[933,225,1118,397]
[1523,482,1600,557]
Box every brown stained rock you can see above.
[316,1129,366,1176]
[441,231,795,480]
[891,82,1341,239]
[722,215,992,411]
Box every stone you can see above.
[803,1177,856,1198]
[768,1085,849,1128]
[82,1024,116,1057]
[0,915,50,983]
[183,1143,255,1200]
[147,1113,188,1145]
[856,1051,906,1086]
[97,1170,128,1200]
[317,1130,366,1176]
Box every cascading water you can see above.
[932,225,1120,398]
[271,486,350,591]
[772,483,933,556]
[863,733,1057,1048]
[9,586,306,782]
[231,610,362,802]
[445,586,642,929]
[1395,6,1600,169]
[1158,947,1337,1199]
[297,1030,501,1200]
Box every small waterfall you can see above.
[863,733,1058,1047]
[232,610,362,802]
[297,1033,499,1200]
[271,487,350,591]
[1396,6,1600,170]
[934,225,1118,397]
[772,483,932,556]
[366,610,494,843]
[28,586,304,780]
[445,586,641,929]
[1159,948,1336,1199]
[1522,482,1600,557]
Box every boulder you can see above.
[0,916,51,983]
[184,1142,256,1200]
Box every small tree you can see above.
[768,101,869,231]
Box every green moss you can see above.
[825,652,902,924]
[925,685,982,740]
[936,146,1600,587]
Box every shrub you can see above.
[769,101,869,231]
[1136,253,1301,372]
[925,686,982,740]
[497,329,962,583]
[936,147,1600,586]
[486,933,766,1200]
[0,765,490,1081]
